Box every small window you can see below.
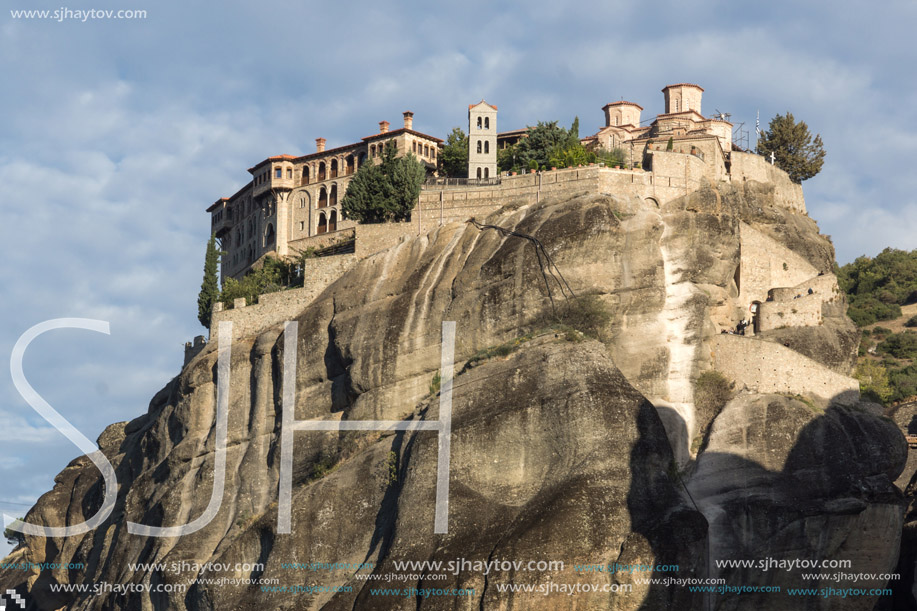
[287,168,292,179]
[484,167,489,178]
[413,142,417,153]
[477,117,482,128]
[484,117,489,129]
[476,141,482,154]
[299,221,305,231]
[476,167,482,178]
[275,168,282,179]
[484,141,489,154]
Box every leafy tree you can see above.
[838,248,917,325]
[342,141,424,223]
[4,518,25,548]
[855,358,893,404]
[440,127,468,177]
[197,233,221,328]
[497,143,519,173]
[877,331,917,360]
[515,120,576,171]
[757,112,826,183]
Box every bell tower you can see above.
[468,100,497,179]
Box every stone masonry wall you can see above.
[209,254,357,341]
[758,294,822,330]
[738,222,819,308]
[355,222,417,259]
[710,334,859,402]
[729,152,806,214]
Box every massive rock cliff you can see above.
[0,176,907,610]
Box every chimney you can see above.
[403,111,414,130]
[379,120,390,134]
[316,137,326,153]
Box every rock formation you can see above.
[0,173,908,610]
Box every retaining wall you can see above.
[710,334,859,402]
[210,254,357,340]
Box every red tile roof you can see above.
[469,99,498,111]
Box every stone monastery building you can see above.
[207,112,443,279]
[208,84,746,282]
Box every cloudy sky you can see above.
[1,0,915,556]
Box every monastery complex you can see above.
[206,83,758,282]
[191,84,854,409]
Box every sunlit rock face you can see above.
[1,181,904,611]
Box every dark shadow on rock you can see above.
[628,402,709,610]
[684,393,907,610]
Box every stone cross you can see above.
[769,151,776,165]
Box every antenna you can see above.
[713,108,732,122]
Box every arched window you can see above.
[477,117,482,128]
[413,142,417,153]
[476,167,482,179]
[330,159,338,179]
[476,141,482,154]
[329,210,337,232]
[484,117,489,129]
[317,213,327,234]
[265,223,275,247]
[329,184,338,207]
[370,144,376,157]
[318,162,326,181]
[346,155,355,175]
[301,166,310,186]
[318,187,327,208]
[484,167,489,178]
[424,145,429,157]
[484,141,489,154]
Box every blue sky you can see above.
[1,0,915,556]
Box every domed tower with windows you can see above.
[468,100,497,180]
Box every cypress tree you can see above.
[197,233,220,328]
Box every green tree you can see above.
[855,358,893,404]
[440,127,468,177]
[342,141,425,223]
[515,120,575,171]
[757,112,826,183]
[4,518,25,548]
[197,233,221,328]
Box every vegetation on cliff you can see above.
[197,233,221,328]
[341,141,425,223]
[756,112,826,183]
[439,127,469,177]
[840,248,917,403]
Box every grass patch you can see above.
[309,452,338,481]
[429,371,441,396]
